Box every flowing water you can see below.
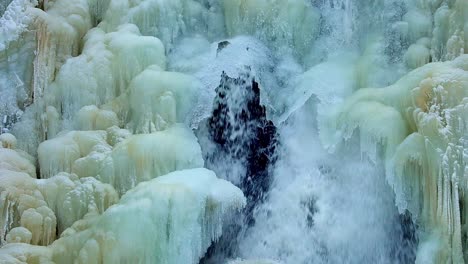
[190,1,417,263]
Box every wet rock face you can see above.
[200,70,278,263]
[206,70,278,223]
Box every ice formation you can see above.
[1,0,248,261]
[0,0,467,263]
[222,0,320,57]
[0,171,118,246]
[37,124,204,195]
[126,67,201,133]
[0,168,246,264]
[328,55,468,262]
[0,133,118,248]
[97,124,204,194]
[0,148,35,177]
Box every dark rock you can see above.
[217,41,231,55]
[206,69,277,223]
[199,69,278,263]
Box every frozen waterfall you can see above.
[0,0,467,263]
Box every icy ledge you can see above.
[0,168,246,264]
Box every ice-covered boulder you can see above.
[0,168,246,264]
[0,147,35,177]
[97,124,205,194]
[0,171,118,246]
[76,105,119,131]
[170,36,278,128]
[38,124,204,196]
[38,130,109,179]
[126,66,201,133]
[46,23,166,123]
[0,133,17,149]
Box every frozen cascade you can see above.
[0,0,467,263]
